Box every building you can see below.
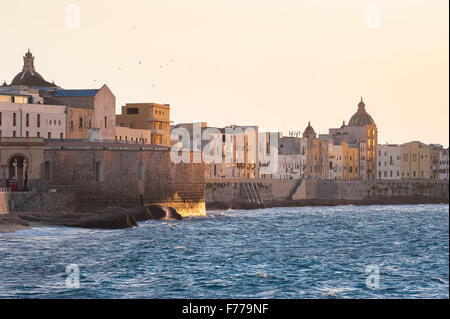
[439,148,449,180]
[303,122,329,179]
[328,143,343,179]
[401,141,430,179]
[377,144,402,180]
[0,137,45,190]
[329,98,378,179]
[342,142,359,180]
[171,122,260,178]
[116,103,171,146]
[273,136,306,179]
[2,50,115,141]
[429,144,443,179]
[115,126,151,144]
[0,93,66,139]
[44,85,116,140]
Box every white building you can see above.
[439,148,449,180]
[329,143,343,179]
[377,144,402,180]
[273,136,307,179]
[0,95,66,139]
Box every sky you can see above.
[1,0,448,146]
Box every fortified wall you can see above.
[1,141,206,217]
[205,178,449,209]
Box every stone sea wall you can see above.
[205,178,449,209]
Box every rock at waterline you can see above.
[147,205,183,220]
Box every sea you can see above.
[0,204,448,298]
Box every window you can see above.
[0,112,2,125]
[403,154,408,161]
[60,132,64,139]
[79,117,83,128]
[37,132,40,137]
[26,131,29,137]
[26,113,29,127]
[48,132,51,139]
[37,114,41,127]
[13,130,16,137]
[44,161,50,181]
[412,154,417,162]
[95,161,104,182]
[70,120,74,129]
[127,108,139,114]
[104,116,107,128]
[13,113,16,126]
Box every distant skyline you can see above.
[1,0,448,146]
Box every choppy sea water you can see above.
[0,204,448,299]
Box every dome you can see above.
[348,98,375,126]
[303,121,317,139]
[9,50,58,88]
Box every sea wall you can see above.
[205,178,449,209]
[30,141,206,217]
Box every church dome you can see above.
[9,50,58,88]
[348,97,375,126]
[303,121,317,139]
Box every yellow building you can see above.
[329,98,377,179]
[0,137,45,190]
[116,103,170,146]
[342,142,359,180]
[401,141,431,179]
[303,122,329,179]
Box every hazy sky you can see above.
[1,0,448,146]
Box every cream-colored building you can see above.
[273,136,306,179]
[329,143,343,179]
[0,95,66,139]
[439,148,449,180]
[401,141,430,179]
[377,144,402,180]
[116,103,171,146]
[115,126,151,144]
[329,98,377,179]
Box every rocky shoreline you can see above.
[0,205,182,233]
[1,197,448,234]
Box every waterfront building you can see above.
[342,142,359,180]
[116,103,171,146]
[328,143,343,180]
[44,85,116,140]
[303,122,329,179]
[171,122,259,179]
[329,98,378,179]
[401,141,430,179]
[115,126,151,144]
[273,136,306,179]
[0,137,45,190]
[429,144,443,179]
[0,94,66,139]
[2,50,116,141]
[439,148,449,180]
[377,144,402,180]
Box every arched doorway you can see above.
[8,155,29,191]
